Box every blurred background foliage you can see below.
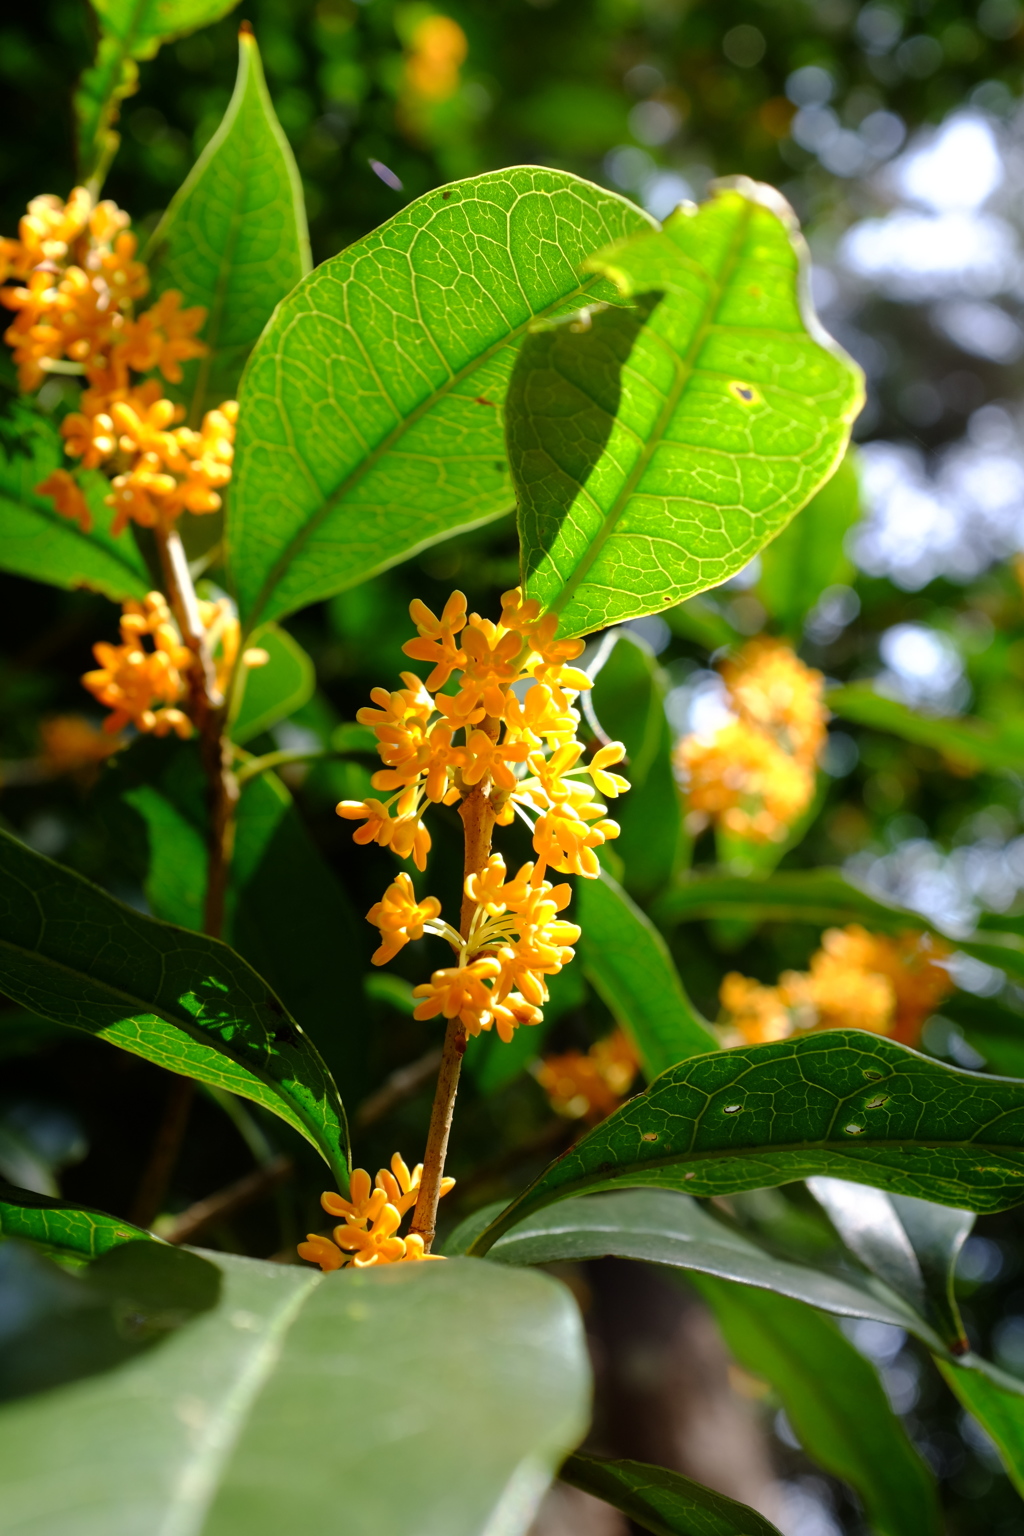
[9,0,1024,1532]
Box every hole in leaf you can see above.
[723,1103,741,1114]
[863,1069,883,1081]
[844,1123,865,1135]
[728,380,761,407]
[642,1131,659,1142]
[864,1095,888,1109]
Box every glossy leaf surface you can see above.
[0,405,149,601]
[0,828,349,1186]
[469,1032,1024,1253]
[476,1188,936,1339]
[562,1452,783,1536]
[691,1278,941,1536]
[939,1359,1024,1499]
[577,871,717,1077]
[512,180,864,637]
[146,29,310,422]
[808,1176,972,1352]
[229,167,652,628]
[0,1254,589,1536]
[0,1180,154,1258]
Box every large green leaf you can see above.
[757,448,861,636]
[0,1254,589,1536]
[828,683,1024,774]
[119,742,369,1098]
[470,1188,939,1341]
[652,867,1024,984]
[690,1278,941,1536]
[808,1175,972,1353]
[0,828,349,1187]
[146,28,310,424]
[468,1032,1024,1253]
[577,871,717,1077]
[228,167,653,629]
[938,1359,1024,1499]
[562,1452,783,1536]
[0,403,149,601]
[587,629,681,896]
[0,1180,154,1258]
[512,179,864,638]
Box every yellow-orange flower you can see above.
[34,469,92,532]
[675,640,827,844]
[297,1153,455,1270]
[81,591,193,737]
[38,714,123,775]
[719,924,954,1047]
[537,1027,640,1122]
[340,588,629,1043]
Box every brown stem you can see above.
[130,1075,195,1228]
[409,721,500,1251]
[163,1154,294,1245]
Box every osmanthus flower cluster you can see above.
[337,588,629,1045]
[0,187,236,538]
[298,1153,455,1271]
[719,924,954,1048]
[80,590,266,739]
[676,639,828,843]
[536,1027,640,1123]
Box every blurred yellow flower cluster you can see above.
[720,924,954,1048]
[403,13,467,104]
[298,1153,454,1270]
[82,590,264,738]
[676,639,828,842]
[536,1027,640,1122]
[1,187,236,538]
[339,588,629,1044]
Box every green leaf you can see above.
[229,624,315,745]
[146,28,310,424]
[938,1358,1024,1499]
[690,1278,941,1536]
[828,683,1024,774]
[588,629,682,896]
[561,1452,783,1536]
[942,994,1024,1078]
[808,1176,972,1353]
[0,1254,590,1536]
[652,867,1024,987]
[77,0,243,181]
[228,167,653,629]
[473,1188,940,1342]
[120,743,369,1099]
[0,827,349,1187]
[757,448,861,636]
[0,1179,155,1258]
[468,1032,1024,1254]
[512,179,864,638]
[0,403,149,601]
[577,871,717,1078]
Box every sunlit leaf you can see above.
[0,1180,154,1258]
[0,1255,589,1536]
[228,167,653,628]
[146,27,310,423]
[512,179,864,637]
[0,828,349,1187]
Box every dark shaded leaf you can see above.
[562,1451,783,1536]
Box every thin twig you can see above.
[234,747,329,787]
[163,1154,293,1245]
[130,1074,196,1228]
[353,1047,444,1130]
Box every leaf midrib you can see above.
[547,201,755,618]
[240,270,614,632]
